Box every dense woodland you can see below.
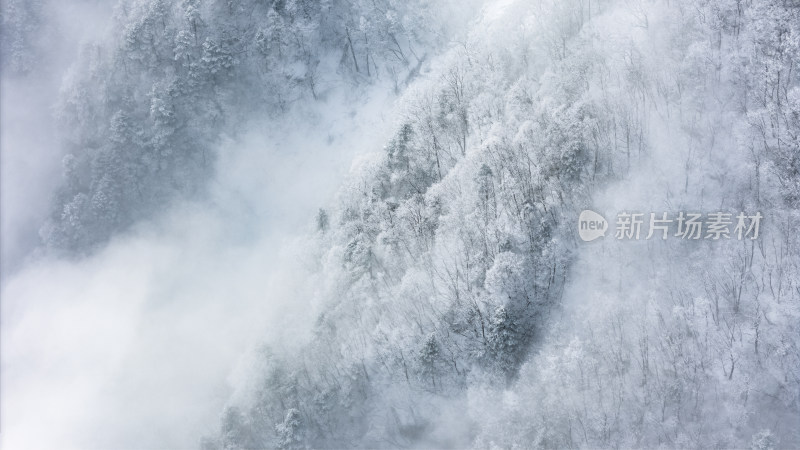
[3,0,466,252]
[2,0,799,448]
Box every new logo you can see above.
[578,210,608,241]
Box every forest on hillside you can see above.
[1,0,798,448]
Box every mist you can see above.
[2,5,404,442]
[2,0,798,448]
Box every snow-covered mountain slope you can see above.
[201,0,800,448]
[1,0,798,448]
